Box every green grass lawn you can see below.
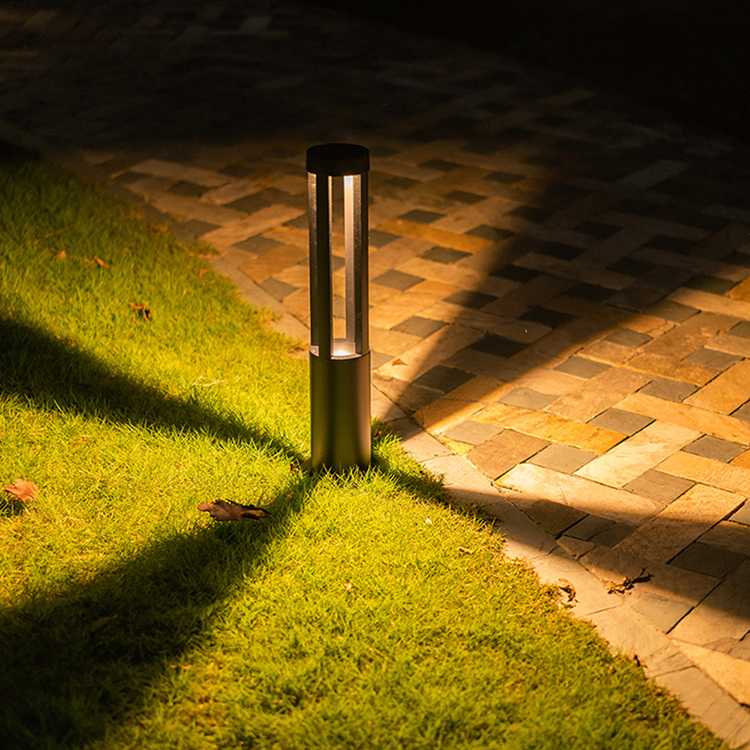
[0,151,724,749]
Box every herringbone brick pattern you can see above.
[2,0,749,727]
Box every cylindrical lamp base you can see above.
[310,351,371,471]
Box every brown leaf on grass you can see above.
[3,479,38,503]
[197,267,209,279]
[129,302,152,321]
[197,499,271,522]
[54,249,67,260]
[93,256,110,269]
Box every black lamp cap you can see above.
[306,143,369,176]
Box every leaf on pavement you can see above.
[197,499,271,522]
[3,479,39,503]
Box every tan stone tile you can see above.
[263,224,308,249]
[371,238,433,274]
[397,256,484,288]
[578,339,634,366]
[372,375,438,413]
[728,274,750,301]
[576,421,700,489]
[671,560,750,645]
[514,252,631,290]
[684,360,750,414]
[705,332,750,359]
[616,392,750,444]
[389,417,452,462]
[515,368,585,396]
[447,375,509,404]
[127,175,176,199]
[370,283,460,329]
[468,430,548,479]
[131,158,229,187]
[634,246,749,282]
[274,263,309,287]
[731,449,750,469]
[483,274,572,318]
[377,218,491,253]
[370,327,422,356]
[201,176,277,205]
[414,398,483,434]
[626,353,715,386]
[545,191,617,230]
[626,590,692,633]
[633,559,718,608]
[614,484,744,562]
[149,192,246,225]
[476,402,625,453]
[701,521,750,558]
[240,244,307,283]
[374,157,442,181]
[624,314,676,335]
[509,317,625,377]
[420,302,549,341]
[406,279,461,301]
[676,643,750,707]
[642,312,736,359]
[371,386,406,423]
[668,287,750,319]
[546,367,650,422]
[600,210,707,240]
[377,324,484,381]
[658,451,750,495]
[655,667,750,749]
[496,463,661,523]
[202,205,303,251]
[282,288,310,325]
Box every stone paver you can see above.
[614,484,745,563]
[3,0,749,742]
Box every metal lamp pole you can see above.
[307,143,371,471]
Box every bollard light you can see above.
[307,143,371,471]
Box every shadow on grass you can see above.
[0,474,310,749]
[0,444,440,749]
[0,315,302,462]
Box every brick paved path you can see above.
[2,1,749,744]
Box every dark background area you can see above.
[317,0,749,144]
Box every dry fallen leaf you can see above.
[129,302,152,321]
[606,569,652,594]
[557,578,577,604]
[197,499,271,522]
[197,267,209,279]
[458,546,473,555]
[391,358,407,366]
[3,479,39,503]
[343,581,353,593]
[54,249,67,260]
[93,256,110,269]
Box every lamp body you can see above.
[307,143,371,471]
[310,350,371,470]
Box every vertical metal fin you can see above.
[308,172,332,358]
